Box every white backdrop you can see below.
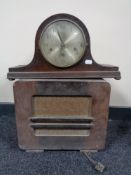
[0,0,131,106]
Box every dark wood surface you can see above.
[14,79,110,151]
[7,14,121,80]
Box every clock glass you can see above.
[39,20,87,68]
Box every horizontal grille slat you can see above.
[30,123,93,129]
[30,116,94,123]
[34,129,90,137]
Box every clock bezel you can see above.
[38,18,88,68]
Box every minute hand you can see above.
[57,31,65,47]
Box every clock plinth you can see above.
[7,13,121,151]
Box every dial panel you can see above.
[39,20,87,68]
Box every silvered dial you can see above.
[39,20,87,67]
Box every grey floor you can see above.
[0,114,131,175]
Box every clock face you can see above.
[39,20,87,68]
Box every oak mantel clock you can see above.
[7,14,121,151]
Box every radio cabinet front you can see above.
[14,79,110,151]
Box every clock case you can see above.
[7,13,121,80]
